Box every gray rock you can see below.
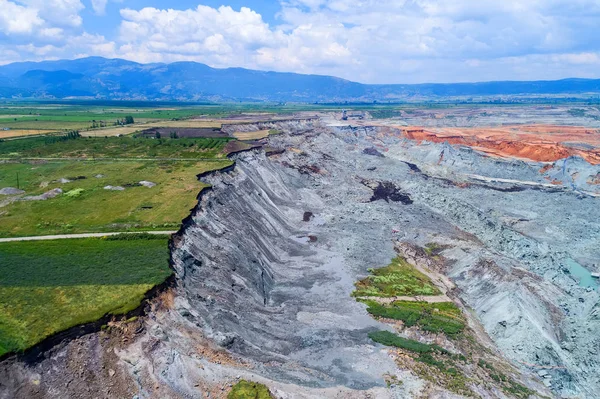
[139,181,156,188]
[22,188,62,201]
[0,187,24,195]
[104,185,125,191]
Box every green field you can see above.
[0,134,231,159]
[0,236,172,357]
[0,159,231,237]
[0,104,216,131]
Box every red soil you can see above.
[397,125,600,165]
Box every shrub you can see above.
[228,380,273,399]
[65,188,84,198]
[368,330,433,353]
[104,233,172,241]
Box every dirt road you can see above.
[0,231,177,243]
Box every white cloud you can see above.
[0,0,116,65]
[1,0,600,82]
[91,0,108,15]
[18,0,84,27]
[0,0,44,34]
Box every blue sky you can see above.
[81,1,281,36]
[1,0,600,84]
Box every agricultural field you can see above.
[0,134,232,159]
[0,235,172,357]
[81,120,228,137]
[0,129,55,139]
[0,159,231,237]
[0,103,229,137]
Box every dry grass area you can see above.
[0,129,56,139]
[82,126,144,137]
[232,130,270,140]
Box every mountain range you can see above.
[1,57,599,102]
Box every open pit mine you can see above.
[2,111,600,399]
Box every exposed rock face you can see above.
[362,147,385,157]
[171,150,398,390]
[397,125,600,164]
[220,118,319,136]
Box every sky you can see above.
[1,0,600,84]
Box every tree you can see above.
[155,131,161,139]
[169,131,178,139]
[124,115,135,125]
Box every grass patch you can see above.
[362,300,465,337]
[424,242,442,256]
[369,109,403,119]
[504,380,536,399]
[370,330,472,396]
[64,188,84,197]
[368,330,439,353]
[0,160,231,237]
[476,360,534,399]
[0,135,232,159]
[104,233,171,241]
[353,256,440,297]
[0,238,172,357]
[228,380,273,399]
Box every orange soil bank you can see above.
[397,125,600,165]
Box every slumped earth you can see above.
[2,113,600,398]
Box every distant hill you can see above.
[0,57,599,102]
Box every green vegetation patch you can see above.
[0,238,172,357]
[0,159,231,237]
[369,109,403,119]
[228,380,273,399]
[477,360,534,399]
[362,300,465,337]
[0,135,232,159]
[368,330,449,354]
[369,330,471,395]
[64,188,84,197]
[0,104,210,130]
[353,256,440,297]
